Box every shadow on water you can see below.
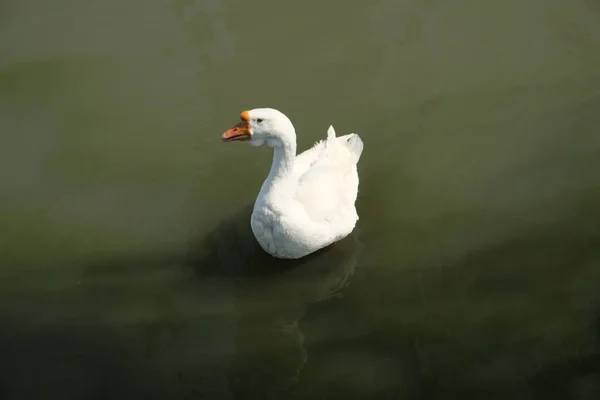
[0,203,363,399]
[184,203,360,279]
[4,202,600,399]
[184,203,365,399]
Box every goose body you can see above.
[221,108,363,259]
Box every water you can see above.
[2,0,600,398]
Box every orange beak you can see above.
[222,110,252,142]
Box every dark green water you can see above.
[2,0,600,398]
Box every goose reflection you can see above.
[185,204,363,398]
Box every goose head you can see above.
[222,108,296,148]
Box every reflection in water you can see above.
[185,204,362,398]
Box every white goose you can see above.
[221,108,364,259]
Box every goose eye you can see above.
[257,118,264,123]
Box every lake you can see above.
[1,0,600,398]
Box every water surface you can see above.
[2,0,600,398]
